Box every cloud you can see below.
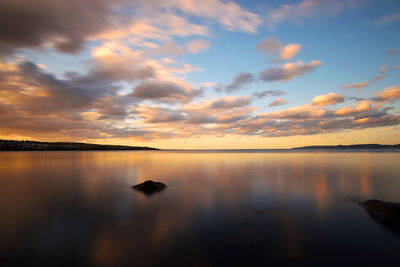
[91,42,155,81]
[209,96,251,109]
[0,0,128,53]
[131,80,201,103]
[253,90,286,99]
[256,36,301,61]
[0,0,261,55]
[260,60,322,82]
[138,106,185,123]
[255,36,283,56]
[279,44,302,60]
[126,97,400,138]
[333,100,375,116]
[341,64,398,90]
[377,9,400,25]
[373,74,386,82]
[340,81,369,90]
[95,102,130,119]
[312,93,344,106]
[181,96,256,126]
[183,96,251,110]
[387,48,396,55]
[379,64,399,74]
[225,72,254,92]
[186,39,211,54]
[90,41,202,84]
[1,59,399,142]
[239,99,400,137]
[265,0,364,29]
[163,0,262,33]
[14,61,113,111]
[260,104,329,120]
[355,100,374,112]
[371,86,400,102]
[213,107,255,124]
[145,12,210,37]
[0,60,151,140]
[334,106,354,116]
[146,42,184,57]
[269,97,288,107]
[96,13,209,46]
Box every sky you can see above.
[0,0,399,149]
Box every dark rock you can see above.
[361,199,400,234]
[132,180,166,195]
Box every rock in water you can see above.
[132,180,166,195]
[362,199,400,233]
[362,199,400,222]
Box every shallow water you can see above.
[1,151,400,266]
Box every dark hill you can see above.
[0,139,158,151]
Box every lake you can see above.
[1,151,400,266]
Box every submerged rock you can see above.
[361,199,400,233]
[132,180,166,195]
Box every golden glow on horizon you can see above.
[1,124,399,149]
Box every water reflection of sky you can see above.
[0,151,400,266]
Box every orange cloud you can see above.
[0,58,399,145]
[312,93,344,106]
[186,39,211,54]
[261,60,322,82]
[340,81,369,90]
[279,44,301,60]
[269,97,288,107]
[373,86,400,102]
[256,36,301,62]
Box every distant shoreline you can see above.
[0,140,158,151]
[292,144,400,150]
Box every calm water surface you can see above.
[1,151,400,266]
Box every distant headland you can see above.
[293,144,400,150]
[0,140,159,151]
